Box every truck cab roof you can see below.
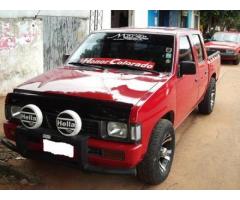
[95,27,201,36]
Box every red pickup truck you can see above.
[205,31,240,65]
[1,27,221,185]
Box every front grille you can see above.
[7,90,132,139]
[44,112,101,137]
[81,119,100,136]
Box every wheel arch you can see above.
[161,111,175,125]
[144,110,175,147]
[139,110,175,165]
[211,73,216,80]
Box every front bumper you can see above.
[220,53,239,61]
[2,122,143,175]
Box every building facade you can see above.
[0,10,89,95]
[101,10,200,30]
[148,10,200,29]
[102,10,148,29]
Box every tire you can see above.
[198,77,216,114]
[233,56,240,65]
[137,119,175,185]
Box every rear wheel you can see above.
[233,56,240,65]
[137,119,175,185]
[198,77,216,114]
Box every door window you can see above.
[192,34,205,62]
[179,36,194,62]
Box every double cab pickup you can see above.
[2,27,221,184]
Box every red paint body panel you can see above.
[3,122,17,141]
[3,28,221,169]
[205,41,240,61]
[205,41,240,50]
[17,66,168,106]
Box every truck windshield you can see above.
[212,32,239,43]
[68,32,174,73]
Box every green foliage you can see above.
[200,11,240,35]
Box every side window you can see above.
[179,36,194,62]
[192,34,205,62]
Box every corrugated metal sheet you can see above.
[42,16,88,71]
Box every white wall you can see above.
[134,10,148,28]
[0,19,43,95]
[102,10,148,29]
[190,11,195,28]
[102,10,111,29]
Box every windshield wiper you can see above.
[68,62,105,70]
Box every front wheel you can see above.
[137,119,175,185]
[198,77,216,114]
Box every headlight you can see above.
[10,105,21,119]
[226,49,235,54]
[107,122,128,139]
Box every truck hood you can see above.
[16,66,169,105]
[205,41,240,50]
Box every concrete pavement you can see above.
[0,64,240,189]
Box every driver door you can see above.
[175,35,199,125]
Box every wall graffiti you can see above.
[0,22,16,50]
[0,20,39,50]
[0,19,43,96]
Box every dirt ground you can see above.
[0,63,240,189]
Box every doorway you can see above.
[111,10,129,28]
[159,11,170,26]
[181,11,188,28]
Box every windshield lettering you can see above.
[80,58,155,69]
[107,33,149,41]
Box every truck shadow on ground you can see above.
[9,158,144,189]
[221,61,239,66]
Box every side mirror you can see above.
[62,54,70,63]
[179,61,196,76]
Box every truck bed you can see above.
[207,50,221,81]
[207,50,220,58]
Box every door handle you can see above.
[204,71,207,75]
